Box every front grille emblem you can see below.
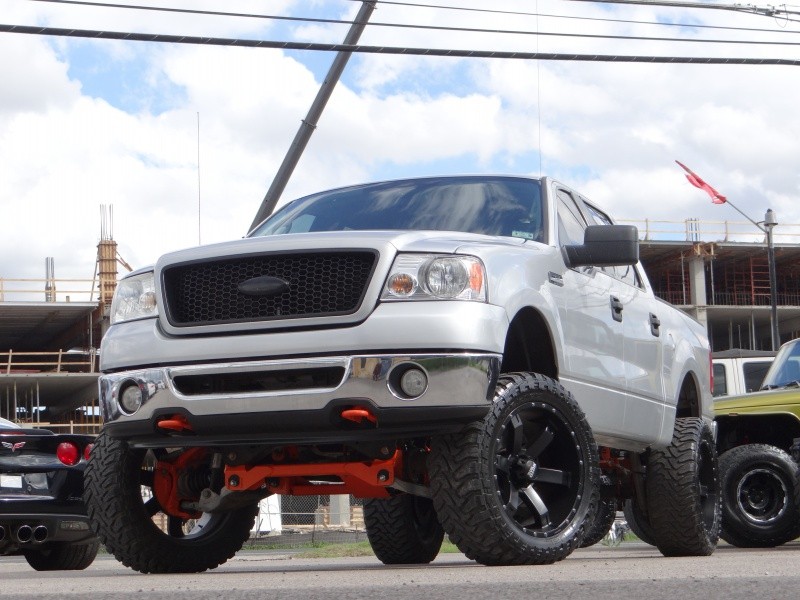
[237,275,291,298]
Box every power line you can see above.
[2,23,799,64]
[26,0,800,42]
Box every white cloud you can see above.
[1,0,800,292]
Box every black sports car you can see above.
[0,416,99,570]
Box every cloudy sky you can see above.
[1,0,799,297]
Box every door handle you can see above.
[610,296,623,322]
[649,313,661,337]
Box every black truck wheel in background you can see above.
[622,498,656,546]
[645,417,720,556]
[364,494,444,564]
[23,540,100,571]
[580,496,617,548]
[84,430,257,574]
[429,372,600,565]
[719,443,800,548]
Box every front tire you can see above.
[430,372,600,565]
[645,417,720,556]
[719,444,800,548]
[23,540,100,571]
[84,431,257,574]
[364,494,444,564]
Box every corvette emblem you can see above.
[1,441,25,452]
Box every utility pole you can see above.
[249,1,377,233]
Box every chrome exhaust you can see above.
[33,525,48,543]
[16,524,33,543]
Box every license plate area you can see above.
[0,474,23,490]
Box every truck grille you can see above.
[161,251,377,327]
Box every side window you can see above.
[743,361,772,392]
[556,190,587,247]
[712,363,728,397]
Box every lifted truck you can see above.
[84,175,719,573]
[715,337,800,547]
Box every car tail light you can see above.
[83,444,94,460]
[56,442,80,466]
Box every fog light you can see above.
[399,368,428,398]
[119,383,144,415]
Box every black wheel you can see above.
[719,444,800,548]
[645,417,720,557]
[84,430,258,574]
[580,496,617,548]
[23,540,100,571]
[364,494,444,564]
[622,498,656,546]
[429,372,600,565]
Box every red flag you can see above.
[675,160,727,204]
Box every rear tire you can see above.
[430,372,600,565]
[84,430,257,574]
[719,444,800,548]
[364,494,444,564]
[645,417,720,556]
[23,540,100,571]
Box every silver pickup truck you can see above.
[84,175,719,573]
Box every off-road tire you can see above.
[23,540,100,571]
[364,494,444,564]
[622,498,656,546]
[580,496,617,548]
[645,417,720,556]
[84,430,258,574]
[429,372,600,565]
[719,444,800,548]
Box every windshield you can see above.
[761,339,800,389]
[250,176,544,242]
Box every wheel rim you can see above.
[493,400,584,538]
[139,449,227,541]
[736,468,788,525]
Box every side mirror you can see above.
[564,225,639,268]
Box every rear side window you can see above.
[712,363,728,397]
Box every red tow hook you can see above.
[157,414,194,433]
[340,407,378,426]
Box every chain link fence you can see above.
[246,494,368,549]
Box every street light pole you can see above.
[765,208,780,350]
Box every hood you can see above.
[714,386,800,415]
[155,229,528,269]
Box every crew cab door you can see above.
[580,200,665,444]
[551,188,629,441]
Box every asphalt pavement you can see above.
[2,541,799,600]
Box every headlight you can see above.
[110,272,158,324]
[381,254,486,302]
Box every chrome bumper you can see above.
[100,353,500,443]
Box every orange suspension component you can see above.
[225,451,401,499]
[152,447,207,520]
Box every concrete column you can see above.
[689,255,707,307]
[329,494,351,527]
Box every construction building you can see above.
[0,208,127,433]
